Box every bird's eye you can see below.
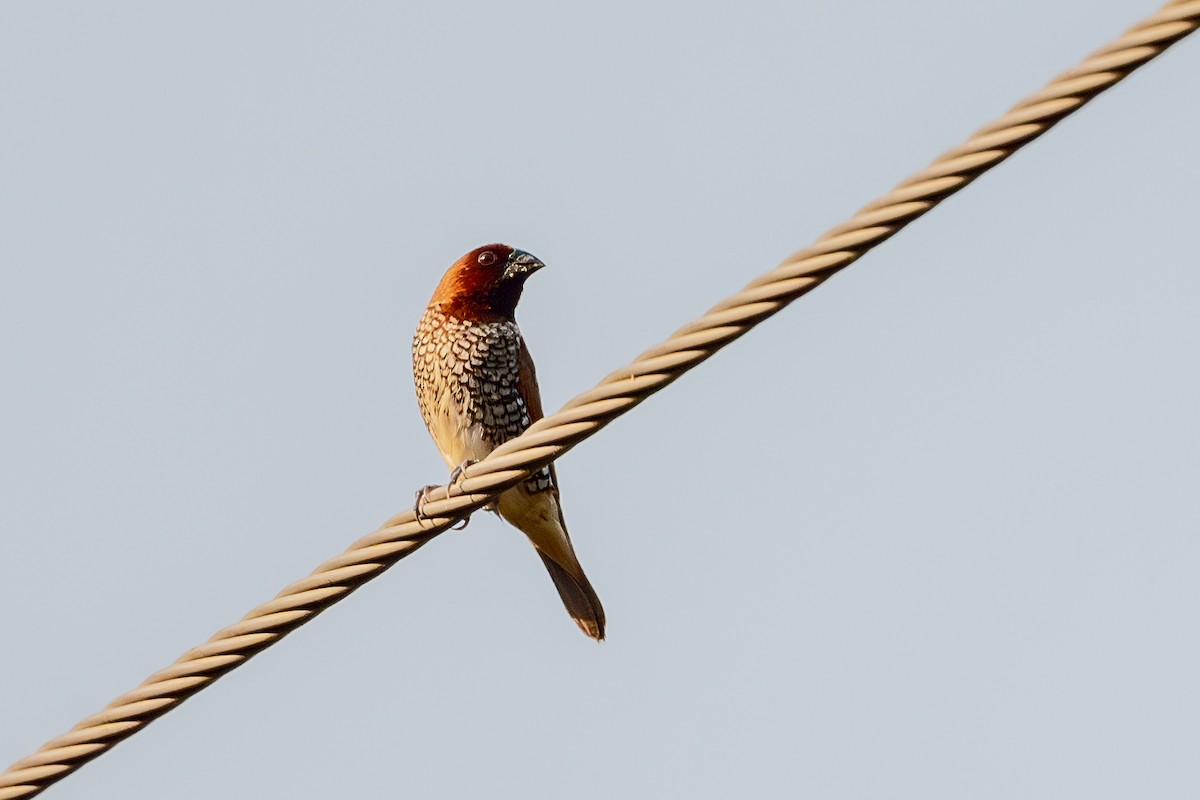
[477,251,498,266]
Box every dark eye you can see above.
[477,251,498,266]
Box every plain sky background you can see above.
[2,2,1198,798]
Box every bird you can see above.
[412,243,606,640]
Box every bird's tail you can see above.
[497,484,606,640]
[536,550,606,641]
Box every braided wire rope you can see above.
[2,2,1197,797]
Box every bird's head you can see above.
[428,243,546,320]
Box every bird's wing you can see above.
[515,333,544,422]
[514,333,564,492]
[502,336,605,640]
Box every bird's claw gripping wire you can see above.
[413,460,479,530]
[444,460,477,530]
[448,459,476,487]
[413,485,440,530]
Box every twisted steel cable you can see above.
[2,2,1197,798]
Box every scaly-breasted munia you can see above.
[412,244,606,640]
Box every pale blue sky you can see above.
[2,2,1198,798]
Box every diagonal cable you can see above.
[2,1,1197,798]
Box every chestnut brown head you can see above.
[428,243,546,320]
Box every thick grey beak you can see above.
[503,249,545,281]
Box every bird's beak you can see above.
[503,249,546,282]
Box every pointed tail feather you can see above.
[497,482,606,640]
[537,551,606,641]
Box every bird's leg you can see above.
[412,461,480,530]
[445,459,478,530]
[413,485,440,528]
[448,459,478,488]
[414,484,474,531]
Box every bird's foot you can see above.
[448,459,478,487]
[414,484,473,530]
[445,460,478,530]
[413,461,479,530]
[414,485,440,528]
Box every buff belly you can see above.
[427,391,494,470]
